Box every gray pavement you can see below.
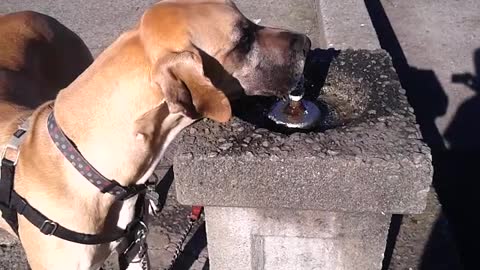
[380,0,479,135]
[387,191,462,270]
[368,0,479,269]
[0,0,158,57]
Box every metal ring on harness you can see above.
[39,220,58,235]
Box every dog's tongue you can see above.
[267,76,321,129]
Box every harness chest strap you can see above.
[0,115,151,245]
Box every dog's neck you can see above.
[53,30,194,190]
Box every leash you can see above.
[164,205,203,270]
[117,204,204,270]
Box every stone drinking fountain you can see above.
[174,48,432,269]
[173,1,433,270]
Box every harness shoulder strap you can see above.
[0,159,18,234]
[0,118,144,245]
[0,119,30,235]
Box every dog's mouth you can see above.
[276,59,308,99]
[258,61,307,98]
[231,45,309,99]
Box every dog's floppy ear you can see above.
[152,47,232,123]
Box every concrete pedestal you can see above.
[205,207,390,270]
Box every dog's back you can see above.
[0,10,93,237]
[0,11,93,140]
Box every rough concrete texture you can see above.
[316,0,380,50]
[205,207,390,270]
[175,49,432,214]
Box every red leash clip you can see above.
[189,206,203,221]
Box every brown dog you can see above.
[0,0,310,269]
[0,10,93,134]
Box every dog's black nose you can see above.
[291,34,311,57]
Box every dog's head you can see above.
[141,0,311,122]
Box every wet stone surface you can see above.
[174,49,433,214]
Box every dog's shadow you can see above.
[154,167,175,212]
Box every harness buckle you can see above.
[1,126,28,166]
[40,220,58,235]
[117,184,148,201]
[122,220,149,261]
[1,145,21,166]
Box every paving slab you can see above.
[316,0,380,50]
[234,0,323,47]
[388,191,462,270]
[380,0,479,135]
[367,0,478,268]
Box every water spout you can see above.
[267,76,321,129]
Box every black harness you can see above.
[0,113,151,245]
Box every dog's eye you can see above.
[236,28,254,53]
[239,31,251,44]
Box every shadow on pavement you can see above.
[172,222,208,270]
[365,0,470,269]
[433,48,480,269]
